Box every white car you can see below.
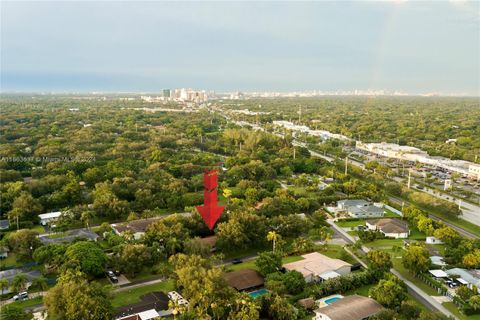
[13,291,28,301]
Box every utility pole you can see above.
[345,156,348,175]
[293,147,296,160]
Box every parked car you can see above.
[231,258,242,264]
[13,291,28,301]
[107,270,118,283]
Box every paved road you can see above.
[0,291,46,307]
[421,186,480,226]
[327,218,456,319]
[2,276,168,311]
[388,195,479,239]
[391,269,457,319]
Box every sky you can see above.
[1,1,479,95]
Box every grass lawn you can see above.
[408,227,426,240]
[226,259,258,272]
[225,255,304,272]
[345,283,375,296]
[287,186,317,198]
[282,255,304,264]
[8,296,43,309]
[127,267,160,282]
[0,252,20,268]
[384,208,402,218]
[427,244,446,256]
[367,238,404,250]
[223,245,269,260]
[391,258,439,296]
[317,244,357,265]
[112,280,175,308]
[335,220,364,228]
[438,216,480,236]
[443,302,480,320]
[31,225,46,233]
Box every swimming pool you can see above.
[324,296,341,305]
[317,294,344,308]
[248,289,268,298]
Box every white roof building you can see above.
[38,212,62,225]
[283,252,351,283]
[429,269,448,278]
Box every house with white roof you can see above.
[426,237,443,245]
[38,211,62,226]
[446,268,480,293]
[283,252,351,283]
[337,200,384,218]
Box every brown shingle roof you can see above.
[223,269,264,291]
[112,217,162,234]
[197,235,217,248]
[315,295,383,320]
[368,218,408,234]
[298,298,315,309]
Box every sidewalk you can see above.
[391,269,457,319]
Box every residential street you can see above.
[390,269,457,319]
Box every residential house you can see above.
[116,291,171,319]
[38,211,62,226]
[446,268,480,293]
[0,219,10,230]
[366,218,409,239]
[38,229,99,245]
[313,295,383,320]
[224,269,265,291]
[283,252,351,283]
[337,200,384,219]
[111,217,162,240]
[197,235,217,252]
[426,237,443,244]
[0,269,41,294]
[429,269,448,280]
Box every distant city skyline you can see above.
[1,1,479,95]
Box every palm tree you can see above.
[80,210,95,230]
[267,231,280,252]
[31,276,48,291]
[8,208,22,230]
[0,278,9,295]
[11,273,28,293]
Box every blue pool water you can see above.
[248,289,268,298]
[324,297,341,305]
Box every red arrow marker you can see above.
[196,169,225,230]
